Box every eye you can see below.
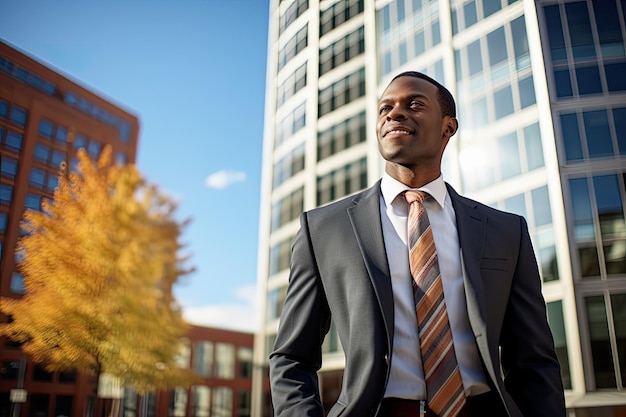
[410,100,424,109]
[378,105,392,115]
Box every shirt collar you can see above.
[380,172,447,209]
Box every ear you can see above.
[442,116,458,139]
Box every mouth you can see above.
[383,127,413,137]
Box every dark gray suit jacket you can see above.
[269,181,565,416]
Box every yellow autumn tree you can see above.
[0,146,197,394]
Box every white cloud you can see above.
[204,170,246,190]
[183,284,260,333]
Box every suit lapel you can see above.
[347,181,394,342]
[447,184,501,384]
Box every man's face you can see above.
[376,76,456,170]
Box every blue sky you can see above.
[0,0,270,332]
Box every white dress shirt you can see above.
[380,173,489,399]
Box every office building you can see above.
[253,0,626,415]
[0,39,139,417]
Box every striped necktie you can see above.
[404,190,466,417]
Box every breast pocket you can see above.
[480,258,510,271]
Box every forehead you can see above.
[379,76,438,102]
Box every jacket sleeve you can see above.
[500,216,566,416]
[269,212,331,417]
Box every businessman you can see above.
[269,71,565,416]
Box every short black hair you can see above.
[391,71,456,118]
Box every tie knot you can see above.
[403,190,428,205]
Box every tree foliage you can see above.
[0,146,197,392]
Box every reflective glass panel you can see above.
[593,0,624,57]
[611,293,626,385]
[565,2,596,59]
[569,177,594,241]
[544,5,567,61]
[524,123,544,170]
[576,65,602,95]
[487,27,507,67]
[467,40,482,76]
[561,113,583,161]
[494,85,514,119]
[464,0,478,28]
[532,186,552,227]
[547,301,572,389]
[614,108,626,155]
[593,175,625,239]
[605,63,626,92]
[585,296,617,388]
[583,110,613,158]
[497,132,521,180]
[554,69,573,98]
[519,76,536,108]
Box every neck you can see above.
[385,163,440,188]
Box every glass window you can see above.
[544,5,567,61]
[34,143,50,163]
[586,296,617,388]
[56,126,68,143]
[611,293,626,385]
[47,175,59,192]
[613,108,626,156]
[467,40,483,76]
[569,177,595,242]
[191,386,210,417]
[215,343,235,379]
[576,65,602,95]
[592,0,624,58]
[10,272,25,294]
[88,141,101,158]
[504,194,526,219]
[212,387,232,417]
[29,168,46,188]
[583,110,613,158]
[497,132,521,180]
[547,301,572,389]
[0,100,7,118]
[9,106,27,127]
[487,27,507,67]
[483,0,501,17]
[494,85,514,119]
[565,2,596,59]
[554,69,573,98]
[0,361,20,379]
[5,131,22,152]
[463,0,478,28]
[1,157,18,178]
[524,123,544,170]
[561,113,583,161]
[38,119,54,138]
[531,186,552,227]
[518,76,536,108]
[511,16,530,69]
[51,150,65,168]
[605,62,626,92]
[25,193,41,211]
[238,347,253,378]
[0,212,7,233]
[593,175,625,240]
[0,185,12,205]
[194,341,213,377]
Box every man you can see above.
[269,71,565,416]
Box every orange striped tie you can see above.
[404,190,466,417]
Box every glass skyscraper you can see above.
[253,1,626,415]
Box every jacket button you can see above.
[384,354,389,366]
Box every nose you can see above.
[386,105,407,121]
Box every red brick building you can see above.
[0,40,139,417]
[136,325,256,417]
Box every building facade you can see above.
[253,0,626,415]
[121,326,256,417]
[0,40,140,417]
